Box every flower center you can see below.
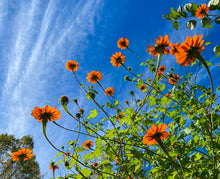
[41,112,52,120]
[91,75,98,81]
[116,57,122,64]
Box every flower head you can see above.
[117,38,129,50]
[31,105,61,123]
[139,85,146,91]
[164,93,171,98]
[11,148,34,162]
[105,87,115,96]
[157,65,166,76]
[169,74,180,84]
[65,152,70,157]
[114,157,119,163]
[49,163,59,171]
[110,52,126,68]
[170,42,180,56]
[117,113,124,121]
[92,162,99,167]
[176,34,205,66]
[87,71,102,83]
[146,35,170,58]
[143,124,170,145]
[79,108,84,114]
[83,139,94,150]
[66,60,79,72]
[59,95,69,105]
[196,4,209,19]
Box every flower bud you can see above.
[124,76,131,81]
[59,95,69,105]
[73,98,78,104]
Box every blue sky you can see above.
[0,0,219,178]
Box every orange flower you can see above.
[143,124,170,145]
[110,52,126,68]
[169,74,179,84]
[92,162,99,167]
[176,34,205,66]
[11,148,34,162]
[114,157,119,163]
[196,4,209,19]
[117,37,129,50]
[157,65,166,76]
[79,108,84,114]
[66,60,79,72]
[128,177,134,179]
[65,152,70,157]
[170,145,174,149]
[105,87,115,96]
[170,42,180,56]
[87,71,102,83]
[146,35,170,58]
[49,164,59,171]
[117,113,124,121]
[139,85,146,91]
[83,139,94,150]
[164,93,171,97]
[31,105,61,123]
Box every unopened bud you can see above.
[124,76,131,81]
[59,95,69,105]
[73,98,78,104]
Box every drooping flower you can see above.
[117,37,129,50]
[83,139,94,150]
[11,148,34,162]
[65,152,70,157]
[87,71,102,83]
[176,34,205,66]
[31,105,61,123]
[168,74,180,84]
[110,52,126,68]
[170,42,180,56]
[143,124,170,145]
[105,87,115,96]
[139,85,146,91]
[92,162,99,167]
[117,113,124,121]
[49,163,59,171]
[66,60,79,72]
[157,65,166,76]
[195,3,209,19]
[146,35,170,58]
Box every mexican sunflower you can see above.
[87,71,102,83]
[117,37,129,50]
[31,105,61,123]
[11,148,34,162]
[65,152,70,157]
[143,124,170,145]
[170,42,180,56]
[146,35,170,58]
[105,87,115,96]
[83,139,94,150]
[92,162,99,167]
[195,3,209,19]
[66,60,79,72]
[110,52,126,68]
[164,93,171,97]
[169,74,180,84]
[176,34,205,66]
[157,65,166,76]
[139,85,146,91]
[49,164,59,171]
[117,113,124,121]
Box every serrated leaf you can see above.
[201,17,212,28]
[172,21,179,30]
[187,20,197,30]
[214,16,220,24]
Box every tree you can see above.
[0,133,42,179]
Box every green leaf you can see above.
[205,42,212,46]
[184,127,192,135]
[184,3,192,12]
[170,7,181,20]
[190,3,198,16]
[214,16,220,24]
[187,20,197,30]
[87,109,98,119]
[214,45,220,57]
[208,0,220,10]
[201,17,212,28]
[172,21,179,30]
